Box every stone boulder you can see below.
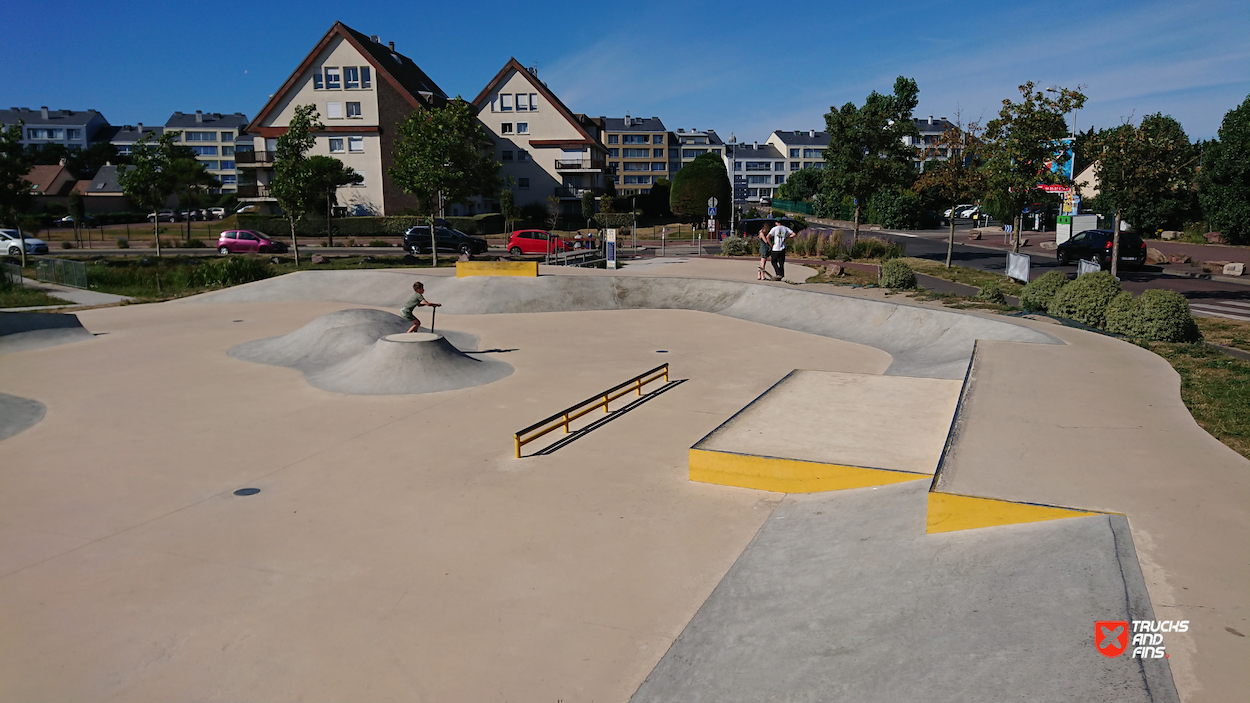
[1160,231,1181,240]
[1168,253,1191,265]
[1201,260,1231,273]
[311,254,326,264]
[1146,248,1168,265]
[1205,231,1226,244]
[1223,262,1245,276]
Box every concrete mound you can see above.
[229,308,511,395]
[0,311,93,355]
[0,393,46,441]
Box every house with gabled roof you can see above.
[237,21,448,216]
[472,59,609,212]
[24,163,78,197]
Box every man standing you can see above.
[767,220,796,280]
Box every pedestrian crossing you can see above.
[1189,299,1250,322]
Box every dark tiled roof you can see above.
[914,118,956,134]
[165,112,250,129]
[603,116,667,132]
[730,144,786,160]
[769,130,829,146]
[88,164,134,194]
[107,125,166,144]
[0,107,105,127]
[340,24,447,100]
[675,130,725,146]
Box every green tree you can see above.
[390,98,500,266]
[119,131,184,258]
[545,195,561,232]
[1090,113,1198,274]
[822,76,921,242]
[0,122,34,266]
[499,187,520,233]
[1198,94,1250,245]
[982,82,1086,251]
[304,155,362,246]
[168,156,219,242]
[67,189,87,248]
[914,115,986,266]
[646,177,672,218]
[670,152,730,220]
[776,168,822,202]
[581,189,596,230]
[268,104,322,264]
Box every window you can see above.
[200,161,218,170]
[682,149,706,158]
[608,134,619,144]
[190,145,217,155]
[344,67,360,89]
[327,102,343,119]
[516,95,528,112]
[622,163,650,171]
[185,131,216,141]
[608,148,618,158]
[314,72,323,89]
[623,175,651,184]
[747,188,758,197]
[775,162,784,171]
[329,138,344,153]
[516,122,528,134]
[651,162,665,171]
[222,146,235,156]
[517,150,529,162]
[789,148,799,158]
[27,128,63,139]
[518,177,530,188]
[500,94,513,111]
[501,150,513,160]
[622,134,648,144]
[747,175,770,184]
[501,123,513,134]
[810,162,825,169]
[221,132,234,142]
[348,136,363,152]
[622,148,649,158]
[653,134,664,144]
[712,149,720,155]
[66,129,82,140]
[791,162,800,171]
[116,145,132,155]
[325,67,340,89]
[653,148,664,157]
[734,161,741,171]
[221,175,238,185]
[745,161,771,171]
[220,160,235,170]
[608,162,618,171]
[803,149,823,158]
[671,149,680,157]
[775,175,785,184]
[346,102,362,118]
[361,67,371,89]
[528,94,538,111]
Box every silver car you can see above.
[0,229,49,255]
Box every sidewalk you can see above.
[0,278,131,313]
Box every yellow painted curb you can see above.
[456,261,538,278]
[689,448,927,493]
[926,491,1104,534]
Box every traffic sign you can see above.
[708,206,717,217]
[708,197,718,208]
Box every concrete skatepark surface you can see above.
[0,257,1244,701]
[228,307,513,394]
[0,392,46,441]
[0,310,94,355]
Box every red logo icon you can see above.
[1096,621,1129,657]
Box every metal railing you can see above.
[554,186,608,198]
[1,262,22,287]
[513,363,670,458]
[34,258,88,289]
[235,151,276,165]
[554,158,608,171]
[236,184,272,198]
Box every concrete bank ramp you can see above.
[191,271,1059,379]
[0,311,93,355]
[228,308,512,395]
[0,393,46,441]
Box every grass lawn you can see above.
[0,285,73,307]
[900,257,1026,296]
[1145,339,1250,460]
[1195,316,1250,353]
[804,265,879,286]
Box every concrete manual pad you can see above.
[695,370,962,473]
[631,480,1179,703]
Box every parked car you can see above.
[1055,229,1147,268]
[955,204,981,219]
[0,229,49,255]
[404,226,489,256]
[55,214,97,228]
[733,217,806,236]
[217,230,289,255]
[208,207,226,219]
[148,210,180,222]
[944,204,974,219]
[505,229,572,255]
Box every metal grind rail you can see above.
[513,363,670,458]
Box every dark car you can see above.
[734,217,806,236]
[403,226,489,257]
[1055,229,1147,268]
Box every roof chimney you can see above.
[59,158,67,166]
[195,110,203,123]
[388,41,395,50]
[753,141,758,148]
[136,123,143,132]
[928,116,933,125]
[809,129,815,138]
[40,106,49,119]
[370,34,379,43]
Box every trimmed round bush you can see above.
[879,259,916,289]
[1106,289,1202,342]
[975,282,1007,304]
[1048,271,1121,327]
[719,235,754,257]
[1019,270,1068,312]
[1104,291,1136,335]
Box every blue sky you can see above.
[4,0,1247,141]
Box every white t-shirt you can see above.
[769,225,794,251]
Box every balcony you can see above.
[235,151,276,166]
[554,186,608,199]
[554,158,607,172]
[236,184,274,199]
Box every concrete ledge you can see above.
[926,491,1107,533]
[689,448,927,493]
[456,261,538,278]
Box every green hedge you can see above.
[1020,270,1069,312]
[880,259,916,289]
[867,189,927,230]
[233,213,505,239]
[1048,271,1121,327]
[1105,289,1201,342]
[975,282,1007,304]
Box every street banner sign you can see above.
[1006,251,1031,283]
[1078,259,1101,277]
[606,228,617,269]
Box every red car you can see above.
[507,229,572,255]
[217,230,289,255]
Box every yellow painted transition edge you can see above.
[456,261,538,278]
[926,491,1112,534]
[689,448,927,493]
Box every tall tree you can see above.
[499,187,520,234]
[776,167,822,202]
[68,189,86,248]
[1091,113,1199,274]
[119,131,184,258]
[669,152,730,220]
[914,114,986,267]
[581,189,596,230]
[304,155,362,246]
[0,122,34,267]
[822,76,921,242]
[1197,94,1250,245]
[268,104,322,265]
[168,156,219,242]
[390,98,500,267]
[982,82,1086,252]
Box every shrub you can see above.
[193,256,273,287]
[848,236,904,260]
[1048,271,1121,327]
[368,239,391,248]
[975,282,1007,304]
[820,231,843,259]
[719,235,754,256]
[879,259,916,289]
[1019,270,1068,312]
[186,239,207,249]
[60,241,73,249]
[116,238,129,249]
[1106,290,1201,342]
[867,188,926,230]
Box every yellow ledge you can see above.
[688,448,927,494]
[926,491,1106,534]
[456,261,538,278]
